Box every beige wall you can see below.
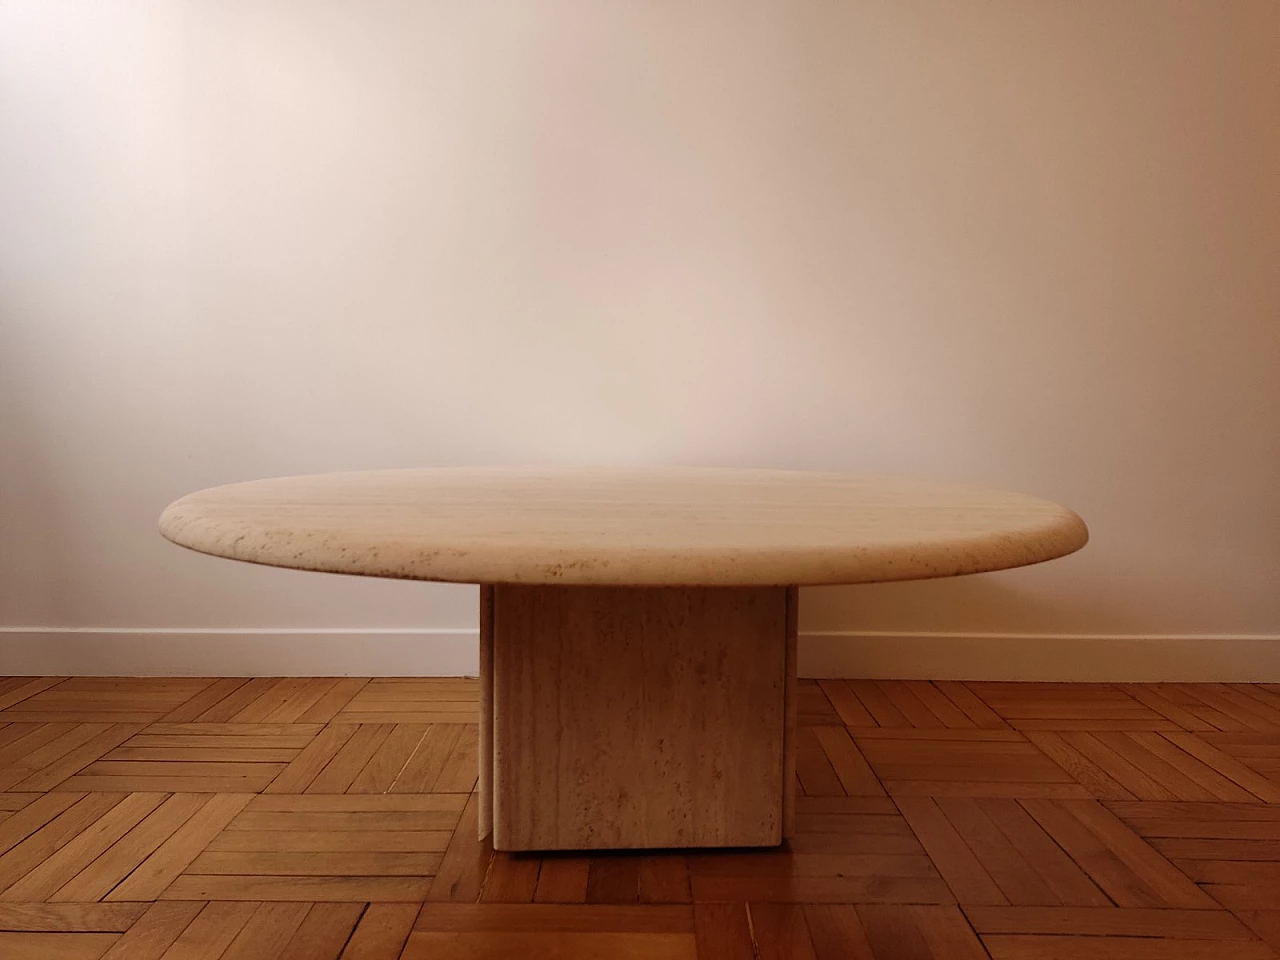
[2,2,1277,674]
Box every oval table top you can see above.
[159,467,1087,587]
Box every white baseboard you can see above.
[0,628,1277,681]
[0,628,480,677]
[800,632,1280,682]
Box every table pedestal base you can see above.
[478,584,797,851]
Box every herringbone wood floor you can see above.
[1,678,1279,958]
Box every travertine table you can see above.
[160,468,1087,852]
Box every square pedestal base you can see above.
[479,584,797,852]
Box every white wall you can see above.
[2,1,1277,677]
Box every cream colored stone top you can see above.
[159,467,1087,587]
[154,465,1085,586]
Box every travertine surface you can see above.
[159,467,1087,586]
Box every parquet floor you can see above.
[1,678,1279,958]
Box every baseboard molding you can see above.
[800,631,1280,682]
[0,628,481,678]
[0,628,1277,681]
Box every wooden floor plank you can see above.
[414,902,693,932]
[585,856,640,904]
[1175,859,1280,885]
[534,857,590,903]
[936,796,1061,905]
[245,793,466,813]
[878,681,946,728]
[229,809,460,832]
[127,732,317,748]
[1152,837,1280,859]
[481,853,541,903]
[0,679,67,713]
[1231,685,1280,713]
[144,723,325,738]
[106,794,253,901]
[194,679,283,723]
[847,681,910,728]
[349,679,477,703]
[858,736,1077,786]
[106,747,299,762]
[425,792,491,904]
[638,855,691,904]
[159,679,250,724]
[206,829,451,853]
[1236,911,1280,955]
[348,724,430,794]
[2,792,166,901]
[389,724,464,794]
[689,873,955,904]
[14,724,150,792]
[965,905,1253,938]
[188,850,442,877]
[1153,684,1249,731]
[58,774,280,793]
[403,929,697,959]
[939,682,1011,729]
[910,681,981,729]
[1021,798,1217,909]
[693,903,754,960]
[0,902,148,932]
[263,724,359,794]
[431,724,479,793]
[812,727,885,798]
[797,682,841,726]
[690,851,938,880]
[745,903,815,960]
[1107,801,1280,822]
[337,902,419,959]
[332,711,477,724]
[0,792,83,856]
[0,726,59,760]
[0,724,113,792]
[1011,718,1183,731]
[0,793,125,893]
[795,727,845,797]
[230,679,317,725]
[886,779,1093,799]
[983,934,1276,959]
[96,901,204,960]
[1051,732,1178,800]
[296,678,371,724]
[1182,685,1280,731]
[1124,731,1259,801]
[150,900,257,959]
[1203,883,1280,910]
[1118,683,1218,731]
[0,931,119,959]
[220,900,310,960]
[1127,819,1280,839]
[795,796,900,815]
[816,680,875,727]
[101,906,203,957]
[259,678,342,724]
[801,904,875,959]
[1090,731,1221,800]
[276,902,365,960]
[895,796,1007,905]
[1161,731,1280,802]
[160,874,433,901]
[305,725,395,794]
[858,904,989,959]
[977,797,1109,907]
